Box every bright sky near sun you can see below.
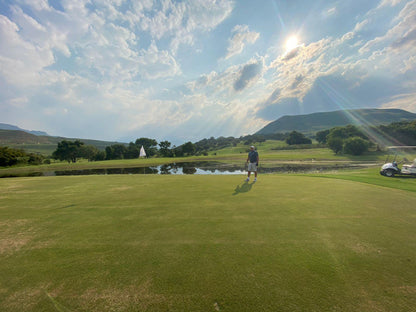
[1,0,416,144]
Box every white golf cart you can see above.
[380,146,416,177]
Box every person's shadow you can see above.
[232,181,255,195]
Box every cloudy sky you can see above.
[1,0,415,144]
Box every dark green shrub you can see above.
[343,137,370,155]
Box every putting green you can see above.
[1,174,415,311]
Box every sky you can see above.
[1,0,416,144]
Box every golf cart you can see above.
[380,146,416,177]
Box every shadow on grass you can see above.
[389,175,416,179]
[233,181,256,195]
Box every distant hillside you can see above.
[0,123,49,136]
[256,108,416,135]
[0,130,51,144]
[0,129,127,154]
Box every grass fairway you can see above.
[1,174,416,311]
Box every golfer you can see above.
[245,146,259,182]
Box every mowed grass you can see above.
[1,174,416,311]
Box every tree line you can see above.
[51,133,290,163]
[1,120,415,166]
[51,138,198,163]
[48,119,416,163]
[316,120,416,155]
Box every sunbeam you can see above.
[315,78,406,147]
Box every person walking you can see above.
[245,146,259,182]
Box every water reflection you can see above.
[54,166,159,176]
[50,161,244,176]
[1,161,365,178]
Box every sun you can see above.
[285,36,299,52]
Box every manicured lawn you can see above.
[1,173,416,311]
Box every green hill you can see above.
[256,108,416,135]
[0,130,50,144]
[0,129,126,155]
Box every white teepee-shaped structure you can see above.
[139,145,146,158]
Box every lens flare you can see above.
[285,36,299,52]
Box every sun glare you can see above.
[285,36,299,52]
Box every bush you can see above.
[28,154,44,165]
[286,131,312,145]
[343,137,370,155]
[0,146,26,167]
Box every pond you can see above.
[0,161,368,178]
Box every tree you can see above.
[327,125,367,142]
[325,125,370,154]
[105,144,127,160]
[53,140,84,163]
[105,145,122,160]
[327,136,344,154]
[93,151,106,161]
[78,145,100,161]
[135,138,158,157]
[376,120,416,146]
[105,146,114,160]
[173,145,184,157]
[125,143,139,159]
[285,131,312,145]
[343,137,370,155]
[182,141,196,156]
[159,140,172,157]
[316,129,330,144]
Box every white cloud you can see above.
[6,96,29,109]
[353,19,369,32]
[400,55,416,73]
[17,0,53,12]
[0,15,55,86]
[187,57,265,100]
[225,25,260,59]
[360,1,416,52]
[139,1,186,40]
[0,0,236,141]
[358,0,416,76]
[180,56,269,138]
[185,0,234,31]
[323,7,337,17]
[137,41,181,79]
[381,93,416,112]
[136,0,234,53]
[377,0,404,9]
[9,4,71,56]
[268,38,334,101]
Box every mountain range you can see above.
[256,108,416,135]
[0,123,49,136]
